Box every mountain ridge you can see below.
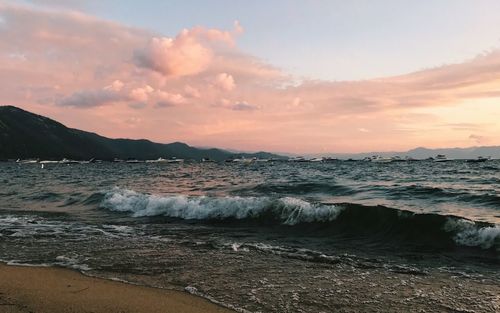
[306,145,500,159]
[0,105,281,161]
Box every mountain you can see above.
[0,106,283,161]
[309,146,500,160]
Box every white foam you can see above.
[100,187,343,225]
[184,286,253,313]
[4,260,52,267]
[0,214,137,240]
[444,218,500,249]
[55,255,91,271]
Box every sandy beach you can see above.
[0,264,232,313]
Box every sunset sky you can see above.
[2,0,500,153]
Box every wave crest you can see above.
[99,187,342,225]
[99,188,499,250]
[444,219,500,249]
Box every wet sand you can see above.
[0,264,232,313]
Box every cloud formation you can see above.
[2,3,500,153]
[134,36,212,77]
[57,89,125,107]
[213,73,236,91]
[133,23,242,77]
[232,101,259,111]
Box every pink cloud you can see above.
[133,22,242,77]
[104,80,124,92]
[155,90,186,107]
[2,3,500,153]
[231,101,259,111]
[134,36,212,77]
[57,89,125,107]
[129,85,154,102]
[213,73,235,91]
[183,85,201,98]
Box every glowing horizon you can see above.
[2,1,500,154]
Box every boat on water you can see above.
[390,156,405,162]
[323,157,339,163]
[59,158,79,164]
[125,159,142,163]
[288,156,308,162]
[466,156,491,163]
[255,158,270,162]
[309,157,323,162]
[166,157,184,163]
[145,157,170,163]
[405,156,419,162]
[234,157,255,164]
[370,155,392,163]
[78,158,97,164]
[39,160,59,164]
[433,155,449,162]
[16,159,39,164]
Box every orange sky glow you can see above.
[1,3,500,153]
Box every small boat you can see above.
[323,157,339,163]
[226,157,245,163]
[146,157,169,163]
[125,159,142,163]
[16,159,39,164]
[405,156,419,162]
[201,157,215,163]
[309,157,323,162]
[113,158,125,163]
[78,158,96,164]
[288,156,308,162]
[166,157,184,163]
[371,155,392,163]
[59,158,79,164]
[433,155,449,162]
[255,158,270,162]
[390,156,405,162]
[466,156,491,163]
[39,160,59,164]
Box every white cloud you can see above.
[155,90,186,107]
[129,85,154,102]
[213,73,235,91]
[104,80,124,92]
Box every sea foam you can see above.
[99,187,343,225]
[444,218,500,249]
[99,188,500,249]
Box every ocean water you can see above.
[0,161,499,312]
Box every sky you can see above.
[1,0,500,153]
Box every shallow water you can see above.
[0,161,499,312]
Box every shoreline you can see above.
[0,263,233,313]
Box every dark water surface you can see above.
[1,161,499,312]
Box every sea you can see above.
[0,160,499,312]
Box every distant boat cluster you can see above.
[286,154,492,163]
[11,154,493,165]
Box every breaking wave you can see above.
[99,188,499,250]
[99,187,342,225]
